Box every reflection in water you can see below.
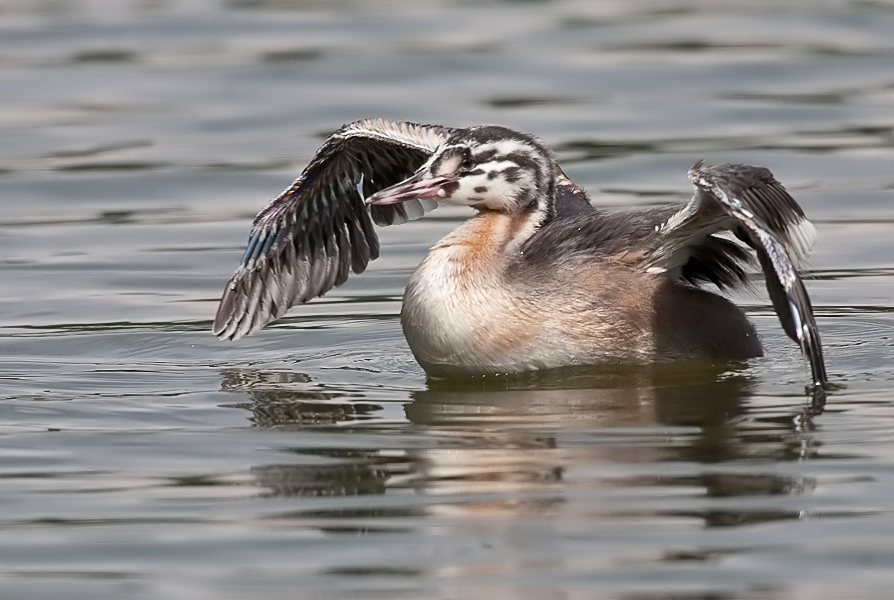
[223,368,399,499]
[408,364,752,429]
[222,369,383,426]
[407,366,818,523]
[251,461,390,498]
[222,364,819,526]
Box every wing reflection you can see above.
[221,368,383,427]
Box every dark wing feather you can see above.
[644,161,826,386]
[213,119,455,341]
[678,235,754,290]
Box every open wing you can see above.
[213,119,455,341]
[644,161,827,386]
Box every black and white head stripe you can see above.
[213,119,455,341]
[644,161,826,386]
[420,126,557,212]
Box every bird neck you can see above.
[434,202,551,270]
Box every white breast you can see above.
[400,213,544,375]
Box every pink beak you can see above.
[365,172,455,206]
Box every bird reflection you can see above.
[221,363,820,525]
[408,363,750,429]
[404,364,817,517]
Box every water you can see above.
[1,1,894,598]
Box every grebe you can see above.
[213,119,827,386]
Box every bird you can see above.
[212,119,827,387]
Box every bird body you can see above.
[401,200,760,377]
[214,119,827,386]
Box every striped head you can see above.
[367,125,556,215]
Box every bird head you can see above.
[366,125,556,214]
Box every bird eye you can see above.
[460,156,475,171]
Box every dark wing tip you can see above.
[212,278,238,339]
[782,278,828,387]
[693,162,828,387]
[763,240,828,388]
[212,266,274,342]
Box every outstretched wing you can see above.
[213,119,455,341]
[644,161,826,386]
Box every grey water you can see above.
[2,0,894,598]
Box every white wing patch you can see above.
[342,118,450,153]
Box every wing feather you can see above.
[644,161,827,386]
[213,119,454,340]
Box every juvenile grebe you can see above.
[213,119,827,386]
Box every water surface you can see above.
[2,1,894,598]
